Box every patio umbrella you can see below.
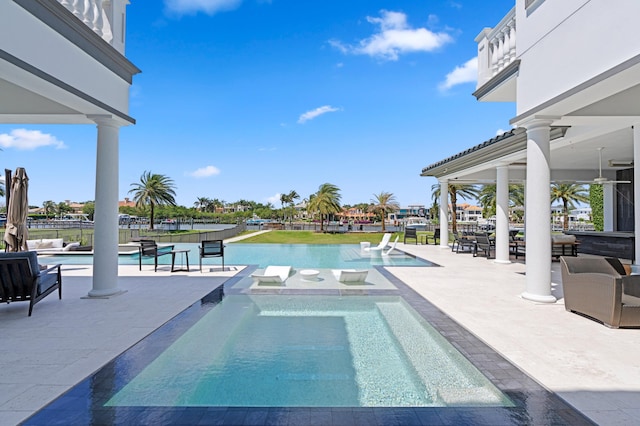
[4,167,29,252]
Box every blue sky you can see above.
[1,0,516,208]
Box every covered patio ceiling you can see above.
[422,114,638,185]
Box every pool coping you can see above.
[22,265,595,426]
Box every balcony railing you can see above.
[475,7,516,89]
[58,0,113,44]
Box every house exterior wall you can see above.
[2,1,133,120]
[515,0,640,115]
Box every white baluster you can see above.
[508,21,517,62]
[491,40,499,76]
[71,0,83,20]
[496,34,505,72]
[92,0,104,37]
[82,0,94,27]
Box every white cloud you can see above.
[330,10,453,61]
[0,129,66,150]
[164,0,242,16]
[187,165,221,178]
[298,105,340,124]
[266,193,281,205]
[496,128,507,136]
[438,57,477,91]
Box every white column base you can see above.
[493,259,512,264]
[521,292,557,303]
[84,289,128,299]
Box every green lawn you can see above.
[236,230,434,244]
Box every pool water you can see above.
[44,243,433,269]
[105,295,512,408]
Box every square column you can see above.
[522,119,556,303]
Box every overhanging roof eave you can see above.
[421,126,569,179]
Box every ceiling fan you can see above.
[575,147,631,185]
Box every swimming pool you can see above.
[23,261,592,425]
[43,243,433,269]
[105,294,511,408]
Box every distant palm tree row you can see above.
[124,172,402,230]
[430,182,590,231]
[123,171,591,231]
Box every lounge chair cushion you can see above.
[38,268,60,294]
[252,266,292,284]
[332,269,369,283]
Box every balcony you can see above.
[57,0,124,54]
[1,0,138,125]
[473,7,518,102]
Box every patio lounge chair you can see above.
[138,240,174,272]
[251,265,292,285]
[560,257,640,328]
[428,228,440,245]
[332,269,369,283]
[199,240,225,272]
[0,251,61,316]
[383,236,399,256]
[452,231,475,254]
[474,232,494,259]
[403,228,419,244]
[364,233,392,251]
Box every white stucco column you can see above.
[87,115,123,297]
[633,125,640,266]
[522,119,556,303]
[603,185,614,232]
[495,164,511,263]
[439,180,449,249]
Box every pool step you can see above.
[376,302,509,407]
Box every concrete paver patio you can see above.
[0,243,638,425]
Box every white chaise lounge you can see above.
[383,236,399,256]
[362,233,392,252]
[251,265,292,285]
[332,269,369,283]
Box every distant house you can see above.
[119,198,136,209]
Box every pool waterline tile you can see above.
[23,264,594,425]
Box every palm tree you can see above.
[370,191,399,232]
[129,171,177,230]
[279,193,290,222]
[194,197,211,212]
[42,200,56,218]
[287,190,300,225]
[478,184,525,218]
[431,183,479,232]
[551,183,589,230]
[307,183,341,231]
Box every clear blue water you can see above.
[44,243,433,269]
[105,295,512,408]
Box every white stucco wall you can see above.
[515,0,640,115]
[1,2,131,119]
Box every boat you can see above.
[403,217,429,231]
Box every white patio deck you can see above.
[0,242,638,425]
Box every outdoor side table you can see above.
[171,249,190,272]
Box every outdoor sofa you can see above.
[560,256,640,328]
[26,238,82,253]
